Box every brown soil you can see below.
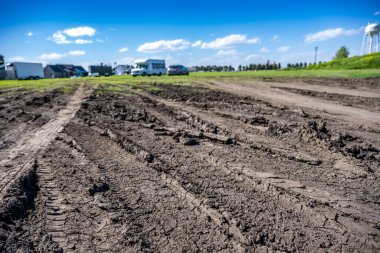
[0,78,379,252]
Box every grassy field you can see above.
[308,52,380,70]
[0,68,379,92]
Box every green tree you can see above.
[334,46,350,60]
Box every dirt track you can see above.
[0,78,379,252]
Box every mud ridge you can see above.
[0,159,41,252]
[104,128,264,251]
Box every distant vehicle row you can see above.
[131,59,189,77]
[0,56,189,80]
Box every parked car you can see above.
[167,65,189,75]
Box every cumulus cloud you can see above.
[260,47,270,53]
[305,28,361,43]
[119,47,129,53]
[75,39,93,44]
[68,50,86,56]
[63,26,96,37]
[278,46,291,52]
[215,49,239,56]
[9,56,25,61]
[27,31,33,37]
[137,39,190,53]
[50,31,72,44]
[49,26,96,44]
[194,34,260,49]
[38,53,66,60]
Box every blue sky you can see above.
[1,0,379,69]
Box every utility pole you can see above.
[314,46,318,64]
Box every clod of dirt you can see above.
[307,160,322,166]
[93,193,113,211]
[344,145,378,160]
[25,95,51,106]
[139,151,155,163]
[183,138,200,146]
[88,182,110,196]
[268,122,297,136]
[293,108,309,117]
[244,116,269,126]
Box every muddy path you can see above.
[0,85,91,199]
[204,81,380,127]
[1,79,379,252]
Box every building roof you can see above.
[47,65,63,72]
[73,65,87,72]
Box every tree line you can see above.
[193,65,235,72]
[191,46,350,72]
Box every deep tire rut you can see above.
[38,159,73,252]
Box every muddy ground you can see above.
[0,77,379,252]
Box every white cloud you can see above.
[137,39,190,53]
[305,28,361,43]
[192,40,203,47]
[50,31,72,44]
[260,47,270,53]
[278,46,291,52]
[9,56,25,61]
[118,47,129,53]
[38,53,66,60]
[68,50,86,56]
[63,26,96,37]
[247,38,260,44]
[271,35,279,42]
[215,49,239,56]
[75,39,93,44]
[195,34,260,49]
[27,31,33,37]
[375,11,380,16]
[49,26,97,44]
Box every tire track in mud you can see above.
[32,137,127,252]
[68,123,252,252]
[104,128,258,252]
[80,92,379,251]
[151,95,380,228]
[113,124,379,251]
[37,158,73,252]
[138,90,378,181]
[0,85,92,200]
[205,81,380,126]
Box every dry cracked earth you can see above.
[0,78,379,252]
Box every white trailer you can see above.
[6,62,44,80]
[131,59,166,76]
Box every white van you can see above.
[131,59,166,76]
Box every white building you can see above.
[114,65,132,75]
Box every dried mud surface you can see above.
[0,78,379,252]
